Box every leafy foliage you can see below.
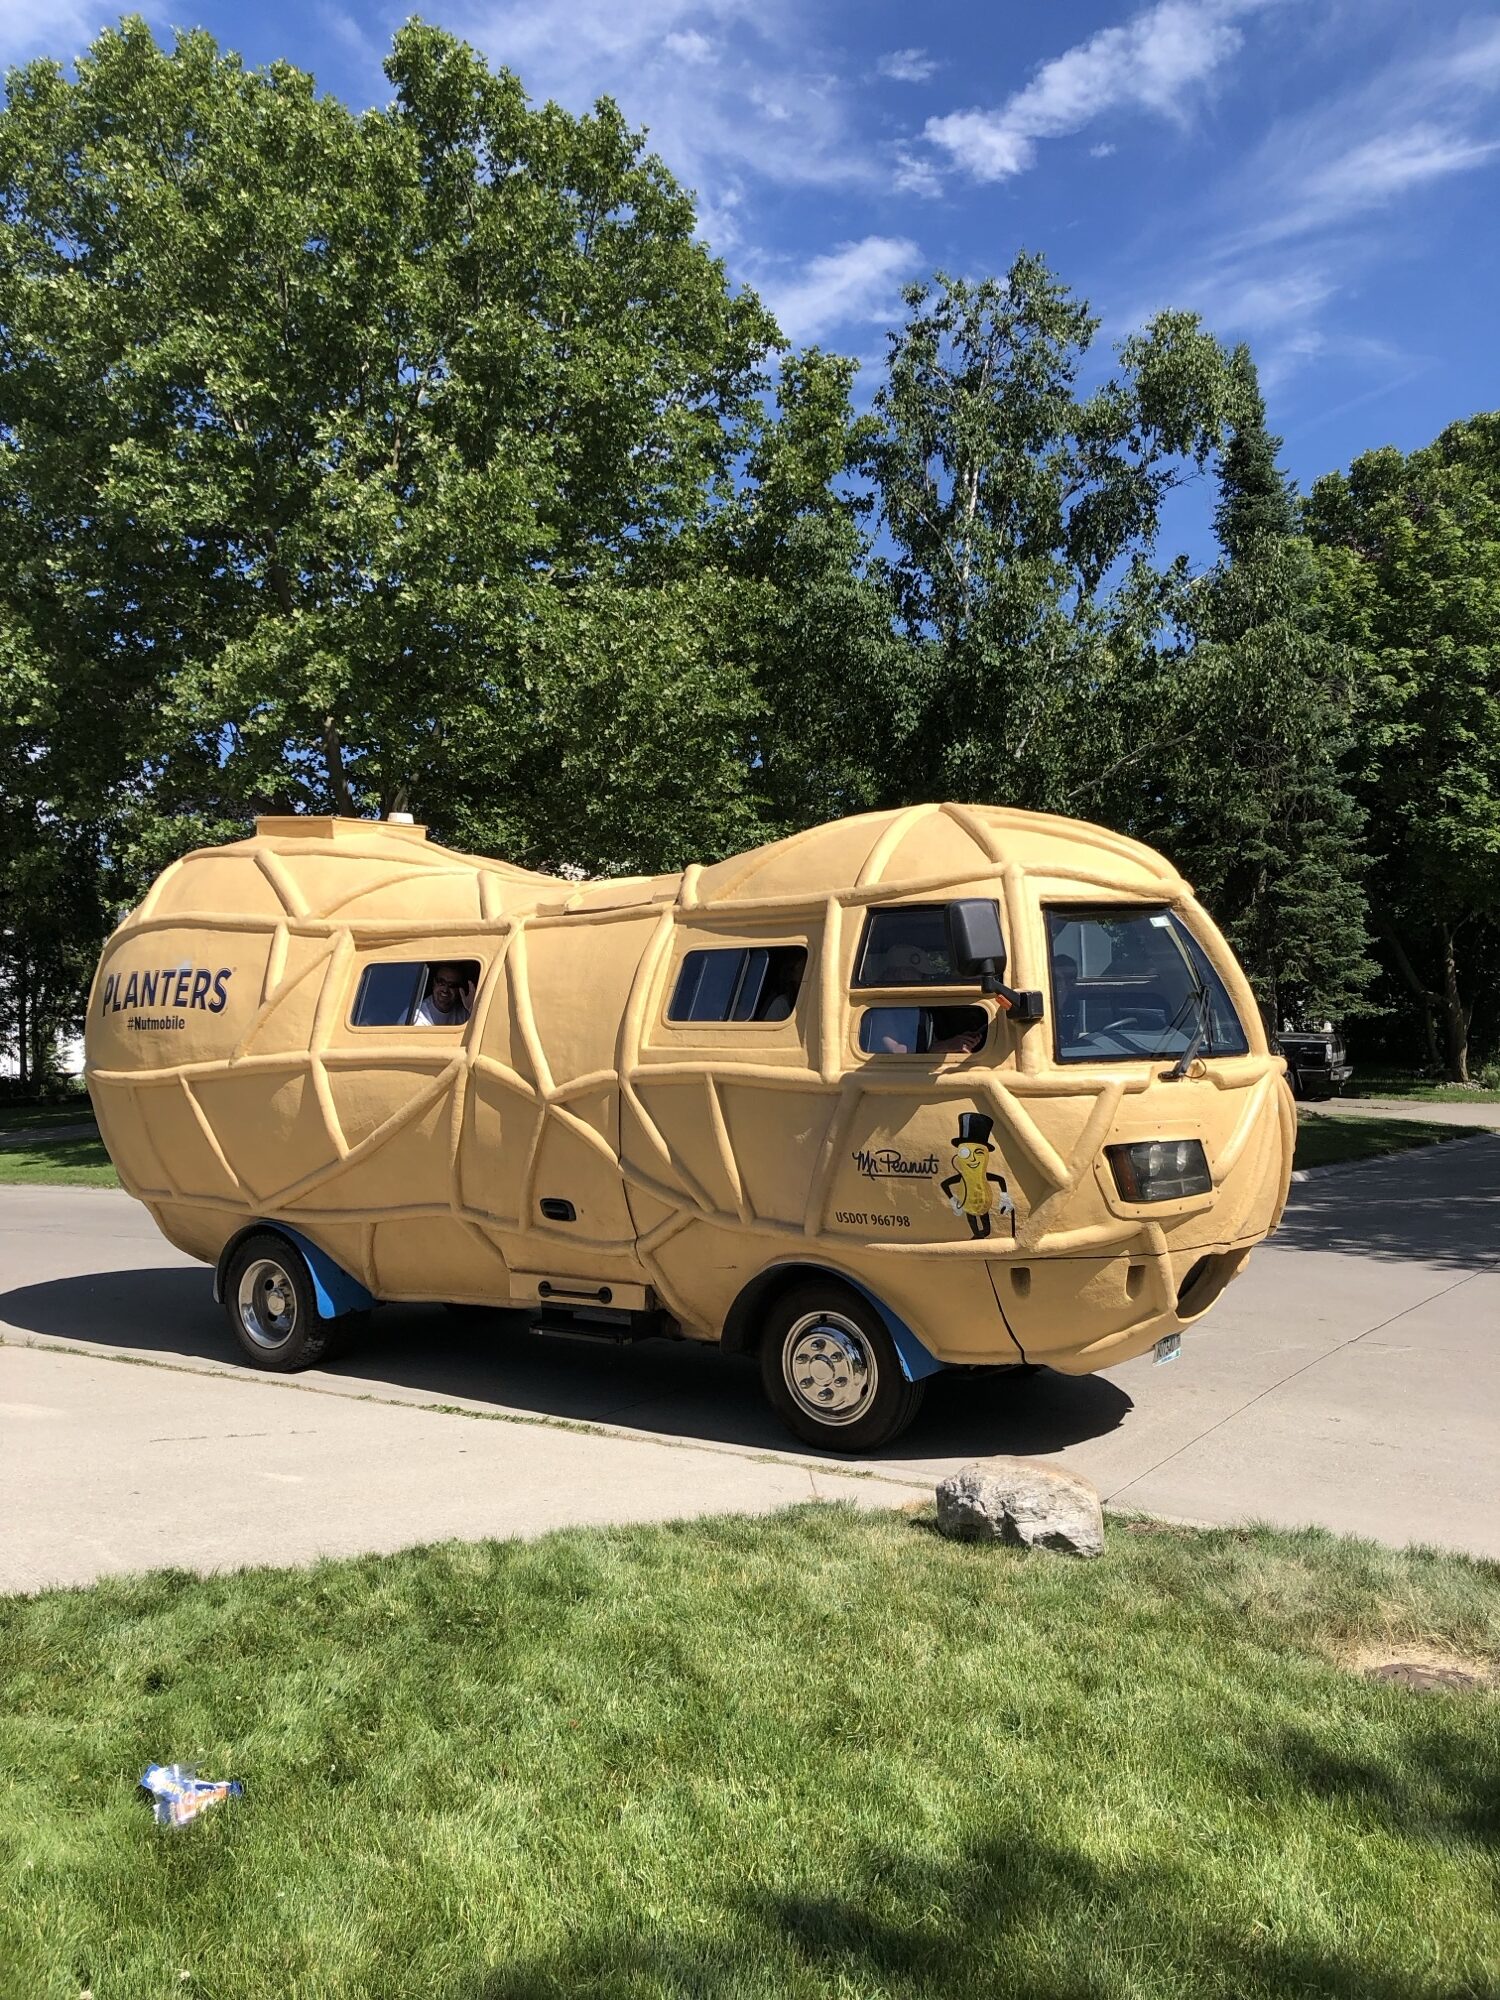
[5,18,1494,1076]
[0,17,816,879]
[1307,415,1500,1078]
[1132,358,1377,1030]
[861,257,1243,810]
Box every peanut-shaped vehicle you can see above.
[85,805,1293,1449]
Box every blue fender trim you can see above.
[278,1227,375,1320]
[845,1277,946,1383]
[214,1223,375,1321]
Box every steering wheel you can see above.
[1098,1012,1154,1035]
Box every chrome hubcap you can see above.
[238,1258,298,1350]
[783,1311,876,1427]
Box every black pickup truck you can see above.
[1276,1026,1353,1100]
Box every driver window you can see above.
[854,907,958,986]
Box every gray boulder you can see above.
[935,1456,1104,1557]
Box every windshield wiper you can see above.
[1166,987,1212,1079]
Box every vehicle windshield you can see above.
[1045,906,1249,1064]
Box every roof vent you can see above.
[387,812,415,825]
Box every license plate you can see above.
[1154,1334,1181,1365]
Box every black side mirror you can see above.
[949,899,1045,1023]
[950,899,1006,976]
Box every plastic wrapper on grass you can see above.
[140,1764,242,1828]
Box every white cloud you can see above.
[1227,18,1500,248]
[757,235,920,344]
[1250,124,1500,244]
[0,0,133,64]
[663,28,713,64]
[449,0,875,208]
[1120,13,1500,395]
[924,0,1269,183]
[1178,267,1339,334]
[892,148,943,198]
[1425,16,1500,93]
[878,48,937,85]
[1089,142,1117,158]
[318,4,384,70]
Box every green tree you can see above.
[1307,414,1500,1080]
[0,16,820,882]
[1133,356,1376,1031]
[861,256,1246,810]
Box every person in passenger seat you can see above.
[927,1006,988,1055]
[415,963,476,1026]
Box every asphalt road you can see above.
[3,1136,1498,1591]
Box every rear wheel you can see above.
[224,1231,363,1372]
[759,1282,925,1452]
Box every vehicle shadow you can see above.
[1275,1136,1500,1270]
[0,1266,1132,1469]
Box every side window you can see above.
[858,1005,988,1057]
[855,906,957,986]
[351,959,481,1028]
[668,946,807,1024]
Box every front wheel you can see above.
[224,1231,363,1372]
[759,1282,925,1452]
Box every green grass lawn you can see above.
[0,1134,117,1187]
[1293,1114,1468,1172]
[0,1099,97,1134]
[1348,1074,1500,1104]
[1,1507,1496,2000]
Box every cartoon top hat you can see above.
[953,1111,994,1147]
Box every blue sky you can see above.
[8,0,1499,565]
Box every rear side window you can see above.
[668,946,807,1023]
[351,960,481,1028]
[855,907,957,986]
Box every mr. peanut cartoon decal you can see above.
[940,1112,1015,1239]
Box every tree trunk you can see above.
[1438,919,1469,1084]
[323,717,355,816]
[1379,922,1442,1071]
[15,957,29,1094]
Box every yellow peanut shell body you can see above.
[85,805,1293,1372]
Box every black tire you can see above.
[223,1231,360,1372]
[758,1281,925,1453]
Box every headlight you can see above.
[1108,1139,1212,1202]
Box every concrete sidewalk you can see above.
[1297,1096,1499,1128]
[3,1136,1498,1591]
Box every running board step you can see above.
[531,1304,676,1344]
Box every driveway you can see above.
[3,1135,1497,1591]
